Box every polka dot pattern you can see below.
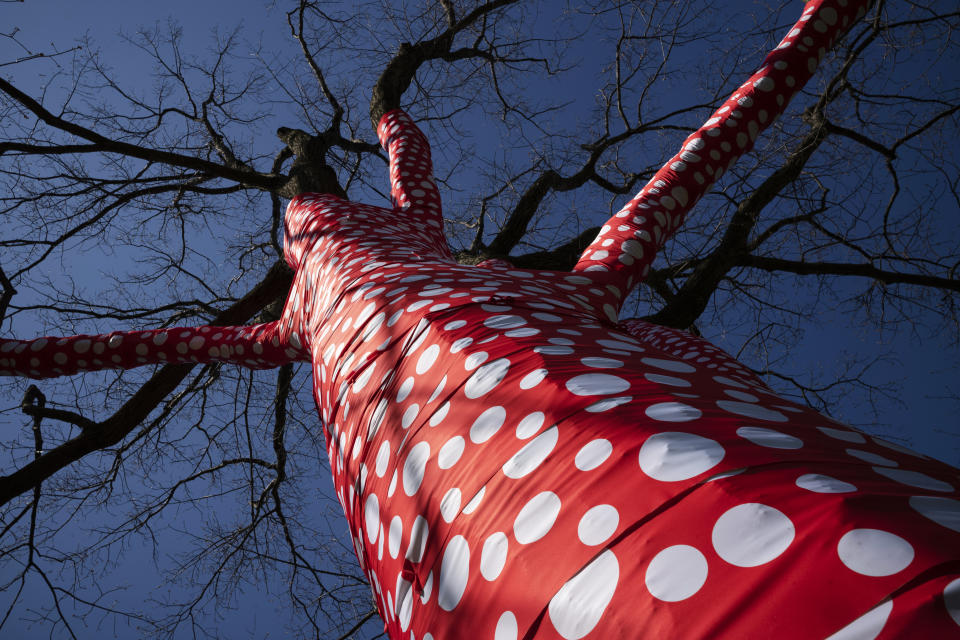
[548,550,619,640]
[824,601,893,640]
[7,5,958,640]
[645,545,709,602]
[711,503,795,567]
[577,504,619,546]
[837,529,914,577]
[568,1,871,294]
[639,431,725,481]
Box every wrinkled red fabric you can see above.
[4,1,960,638]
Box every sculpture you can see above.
[3,0,959,637]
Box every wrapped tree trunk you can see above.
[3,1,960,637]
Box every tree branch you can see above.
[369,0,519,128]
[645,119,829,329]
[0,77,280,190]
[0,261,294,508]
[739,255,960,293]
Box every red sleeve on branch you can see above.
[377,109,451,259]
[0,321,306,379]
[574,0,871,299]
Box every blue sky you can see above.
[2,0,958,638]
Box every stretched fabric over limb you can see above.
[378,109,451,260]
[5,2,960,639]
[0,321,307,379]
[573,1,870,305]
[618,317,770,389]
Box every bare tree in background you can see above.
[1,0,958,637]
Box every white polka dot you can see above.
[519,368,547,389]
[645,545,708,602]
[824,600,893,640]
[944,578,960,627]
[909,496,960,533]
[872,437,924,458]
[485,315,526,329]
[401,403,420,429]
[396,574,414,631]
[796,473,856,493]
[576,439,613,471]
[429,376,446,402]
[375,441,391,477]
[470,406,506,443]
[352,366,374,392]
[536,345,574,355]
[387,469,397,497]
[737,426,803,449]
[450,337,473,353]
[403,442,431,496]
[364,494,380,544]
[494,611,518,640]
[389,516,402,558]
[723,389,758,402]
[416,344,440,374]
[578,505,619,545]
[712,503,795,567]
[532,312,562,323]
[585,396,632,412]
[516,412,545,439]
[581,357,624,368]
[438,436,465,469]
[397,376,413,402]
[713,375,746,388]
[716,400,787,422]
[837,529,914,576]
[503,426,558,479]
[465,358,510,398]
[646,402,702,422]
[429,401,450,426]
[597,338,644,353]
[566,373,630,396]
[406,515,428,563]
[642,357,695,373]
[645,373,691,387]
[846,449,897,467]
[505,327,539,338]
[437,535,470,611]
[754,76,774,91]
[514,491,561,544]
[464,351,488,370]
[872,467,953,492]
[440,487,461,522]
[463,486,485,514]
[639,432,725,481]
[548,550,619,640]
[818,426,865,443]
[481,532,509,581]
[367,399,389,440]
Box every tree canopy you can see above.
[1,0,958,637]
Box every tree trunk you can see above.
[3,1,959,638]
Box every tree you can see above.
[2,0,959,638]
